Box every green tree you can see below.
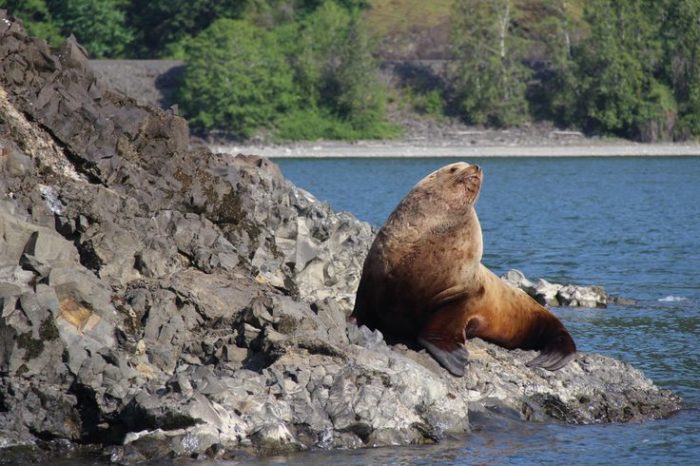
[273,1,394,139]
[449,0,531,127]
[333,12,387,129]
[47,0,132,57]
[292,1,351,106]
[521,0,582,124]
[661,0,700,137]
[244,0,308,27]
[126,0,249,58]
[293,2,384,124]
[244,0,368,27]
[570,0,671,139]
[0,0,62,45]
[176,19,297,137]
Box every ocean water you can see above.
[261,156,700,466]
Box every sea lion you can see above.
[352,162,576,376]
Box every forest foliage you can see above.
[2,0,700,141]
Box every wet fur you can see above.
[352,162,576,376]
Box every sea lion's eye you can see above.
[449,167,458,174]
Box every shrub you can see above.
[275,107,401,141]
[48,0,132,57]
[176,19,297,138]
[292,2,389,132]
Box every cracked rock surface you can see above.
[0,12,680,463]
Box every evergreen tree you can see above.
[334,12,386,128]
[571,0,672,139]
[126,0,249,58]
[176,19,297,137]
[522,0,581,124]
[292,2,384,127]
[47,0,132,58]
[292,0,352,106]
[245,0,368,26]
[449,0,530,127]
[661,0,700,137]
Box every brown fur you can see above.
[352,162,576,376]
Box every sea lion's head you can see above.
[380,161,484,245]
[412,162,483,210]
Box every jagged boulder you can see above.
[502,269,608,308]
[0,11,680,463]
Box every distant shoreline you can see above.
[210,141,700,158]
[86,59,700,159]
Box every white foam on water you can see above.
[658,296,688,302]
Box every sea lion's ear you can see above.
[525,329,576,371]
[419,337,470,377]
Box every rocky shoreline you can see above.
[0,13,681,464]
[209,139,700,158]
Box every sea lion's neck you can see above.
[465,208,483,261]
[385,197,477,239]
[437,206,484,263]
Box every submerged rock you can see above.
[0,12,680,462]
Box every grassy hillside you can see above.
[364,0,452,36]
[364,0,452,58]
[364,0,587,59]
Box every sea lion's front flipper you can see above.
[525,329,576,371]
[428,285,470,310]
[418,337,470,377]
[419,302,474,377]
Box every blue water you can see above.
[266,156,700,466]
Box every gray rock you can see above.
[501,268,608,308]
[0,212,79,267]
[0,12,681,462]
[347,324,387,350]
[458,338,679,423]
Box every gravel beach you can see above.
[210,140,700,158]
[208,117,700,158]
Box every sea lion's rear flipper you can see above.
[418,337,470,377]
[525,329,576,371]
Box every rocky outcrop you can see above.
[501,269,609,308]
[0,12,680,463]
